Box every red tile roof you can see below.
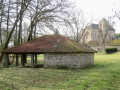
[2,35,96,54]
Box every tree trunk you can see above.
[28,21,34,41]
[0,9,1,45]
[0,0,31,62]
[14,1,19,46]
[18,16,23,45]
[3,0,31,50]
[0,0,4,48]
[6,0,10,40]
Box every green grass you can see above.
[27,54,44,60]
[0,53,120,90]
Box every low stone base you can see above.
[44,53,94,69]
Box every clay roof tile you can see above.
[2,35,96,54]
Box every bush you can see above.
[105,48,118,54]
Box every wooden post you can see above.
[35,54,37,65]
[21,54,25,67]
[5,54,9,68]
[31,54,34,68]
[25,54,27,63]
[21,54,23,66]
[16,54,19,67]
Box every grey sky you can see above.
[69,0,120,33]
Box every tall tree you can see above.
[27,0,70,41]
[3,0,31,50]
[0,0,31,62]
[0,0,4,47]
[18,0,25,45]
[14,0,19,46]
[63,10,92,43]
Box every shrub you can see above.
[105,48,118,54]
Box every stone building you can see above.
[2,35,96,69]
[80,19,115,44]
[90,39,120,52]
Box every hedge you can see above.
[105,48,118,54]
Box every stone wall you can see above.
[90,46,120,52]
[90,46,104,52]
[44,53,94,69]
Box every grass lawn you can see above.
[0,53,120,90]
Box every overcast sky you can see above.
[69,0,120,33]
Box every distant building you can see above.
[80,19,115,44]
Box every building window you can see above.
[86,32,89,39]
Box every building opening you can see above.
[4,54,44,68]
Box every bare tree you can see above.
[0,0,31,62]
[99,18,115,50]
[18,0,26,45]
[14,0,19,46]
[113,0,120,19]
[63,10,84,42]
[0,0,71,62]
[63,10,93,43]
[27,0,70,41]
[0,0,4,48]
[3,0,31,50]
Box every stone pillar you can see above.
[5,54,9,68]
[31,54,34,68]
[16,54,19,67]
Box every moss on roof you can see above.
[2,35,96,54]
[87,41,100,46]
[107,39,120,46]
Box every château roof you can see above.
[2,35,96,54]
[90,24,99,29]
[86,24,99,29]
[85,19,115,31]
